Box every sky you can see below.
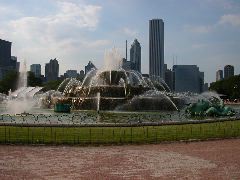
[0,0,239,83]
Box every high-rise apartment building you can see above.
[85,61,96,74]
[149,19,164,81]
[0,39,20,79]
[45,58,59,82]
[78,70,85,82]
[224,65,234,79]
[216,70,223,81]
[165,69,174,91]
[30,64,41,78]
[64,70,78,78]
[130,39,141,73]
[0,39,11,67]
[173,65,204,93]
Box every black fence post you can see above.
[15,127,17,143]
[8,127,10,143]
[43,127,45,144]
[147,127,149,138]
[89,128,92,144]
[131,127,133,143]
[51,127,53,143]
[28,127,30,144]
[191,125,193,136]
[54,131,57,144]
[32,130,34,144]
[155,129,157,143]
[4,126,6,143]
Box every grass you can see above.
[0,120,240,145]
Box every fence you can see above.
[0,119,240,145]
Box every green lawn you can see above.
[0,120,240,145]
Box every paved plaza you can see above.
[0,139,240,179]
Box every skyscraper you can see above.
[45,58,59,82]
[0,39,11,67]
[64,70,78,78]
[85,61,96,74]
[30,64,41,78]
[149,19,164,81]
[130,39,141,73]
[165,69,174,91]
[78,70,85,82]
[224,65,234,79]
[173,65,204,93]
[0,39,20,80]
[216,70,223,81]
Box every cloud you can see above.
[219,14,240,27]
[55,2,102,29]
[0,1,107,73]
[205,0,237,10]
[184,13,240,34]
[122,27,138,37]
[81,40,111,48]
[191,43,209,49]
[184,25,213,34]
[0,5,22,18]
[7,1,102,42]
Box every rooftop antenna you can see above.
[172,54,175,67]
[126,40,127,61]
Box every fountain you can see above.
[0,49,236,124]
[96,92,100,114]
[51,48,181,112]
[4,61,43,114]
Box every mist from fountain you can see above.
[175,91,222,106]
[117,90,179,111]
[5,61,38,114]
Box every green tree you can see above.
[0,70,18,94]
[209,75,240,99]
[42,80,62,92]
[27,71,42,87]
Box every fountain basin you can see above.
[54,103,71,113]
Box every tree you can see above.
[27,71,42,87]
[42,80,62,92]
[209,75,240,99]
[0,70,18,94]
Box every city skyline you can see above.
[0,0,239,83]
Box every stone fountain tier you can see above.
[53,95,184,111]
[50,61,182,112]
[56,97,127,110]
[118,96,183,111]
[67,85,152,98]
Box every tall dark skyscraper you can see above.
[0,39,19,80]
[30,64,41,78]
[130,39,141,73]
[224,65,234,79]
[45,58,59,82]
[173,65,204,93]
[216,70,223,81]
[85,61,96,74]
[0,39,11,67]
[149,19,164,81]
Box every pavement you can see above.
[0,139,240,179]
